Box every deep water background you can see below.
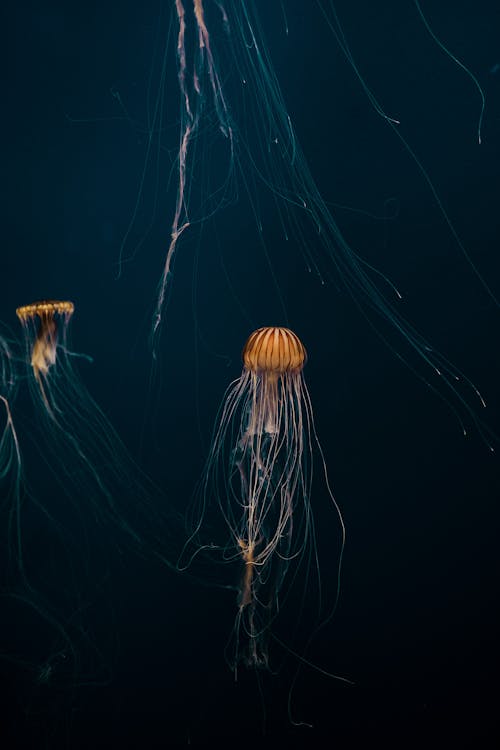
[2,1,500,747]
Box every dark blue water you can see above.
[2,1,499,746]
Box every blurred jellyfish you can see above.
[17,300,74,414]
[0,303,184,700]
[182,327,345,670]
[15,299,176,566]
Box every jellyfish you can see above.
[16,300,74,413]
[15,299,178,572]
[2,303,185,701]
[182,327,345,671]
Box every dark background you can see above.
[2,1,499,747]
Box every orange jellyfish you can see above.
[15,299,174,563]
[182,327,345,671]
[16,301,74,371]
[16,300,74,412]
[5,301,184,689]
